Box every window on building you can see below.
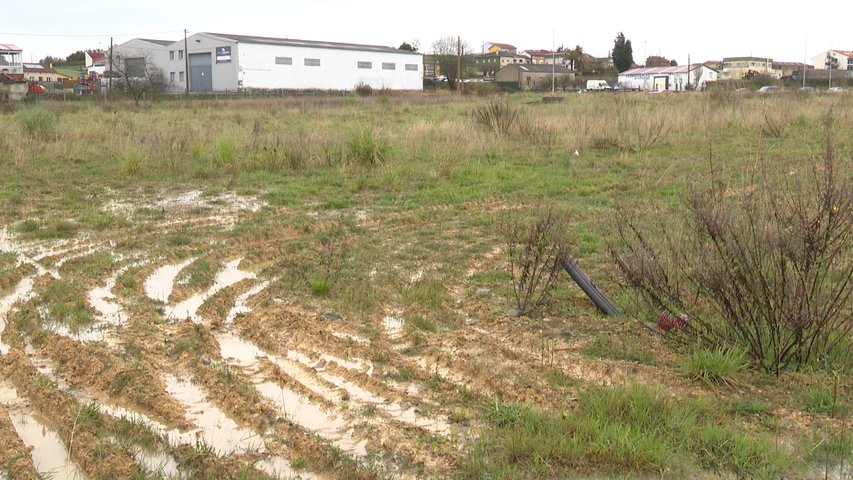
[170,51,175,61]
[275,56,293,65]
[382,62,395,70]
[179,71,184,82]
[304,58,321,67]
[358,61,372,69]
[126,57,146,77]
[170,72,175,83]
[405,64,418,71]
[178,50,184,60]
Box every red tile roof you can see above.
[0,44,22,52]
[87,51,106,63]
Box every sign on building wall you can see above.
[216,46,231,64]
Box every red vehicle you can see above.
[28,83,45,94]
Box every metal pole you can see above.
[184,29,190,93]
[802,38,807,89]
[828,50,832,89]
[108,37,113,96]
[551,27,555,93]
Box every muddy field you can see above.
[0,185,847,480]
[1,94,851,479]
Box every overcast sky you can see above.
[4,0,850,66]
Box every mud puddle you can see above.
[0,380,86,480]
[164,373,267,455]
[167,259,255,322]
[144,258,196,303]
[216,331,367,457]
[131,446,185,479]
[381,316,405,340]
[288,348,450,436]
[0,276,35,354]
[226,279,272,324]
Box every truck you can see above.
[585,79,611,91]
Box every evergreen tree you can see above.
[612,32,634,72]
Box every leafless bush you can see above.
[473,98,519,137]
[608,97,672,153]
[497,207,570,317]
[612,115,852,374]
[289,219,352,296]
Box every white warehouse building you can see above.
[112,32,423,92]
[617,65,718,91]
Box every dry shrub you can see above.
[612,115,852,374]
[497,206,570,317]
[608,97,672,153]
[473,98,519,137]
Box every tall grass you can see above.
[461,384,790,478]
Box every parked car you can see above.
[757,85,779,94]
[828,86,845,92]
[799,86,815,92]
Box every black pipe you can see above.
[560,255,620,316]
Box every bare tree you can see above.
[431,36,470,92]
[111,52,166,106]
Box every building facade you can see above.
[810,50,852,71]
[495,64,574,90]
[618,65,718,91]
[721,56,774,79]
[113,33,422,93]
[0,44,23,78]
[23,64,71,83]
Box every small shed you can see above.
[495,64,574,90]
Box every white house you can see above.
[113,33,422,93]
[810,50,852,71]
[111,38,175,87]
[618,65,719,91]
[85,51,107,75]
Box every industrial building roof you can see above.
[202,33,420,55]
[139,39,174,47]
[502,64,572,73]
[0,44,22,52]
[621,65,713,75]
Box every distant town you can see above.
[1,32,850,99]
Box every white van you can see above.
[585,80,611,91]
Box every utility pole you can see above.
[802,38,807,89]
[827,50,832,89]
[108,36,113,97]
[457,36,462,93]
[551,27,556,93]
[687,54,691,91]
[184,29,190,93]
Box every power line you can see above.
[0,30,185,38]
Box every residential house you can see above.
[645,56,673,67]
[85,51,107,75]
[485,42,517,55]
[809,50,852,71]
[471,53,530,78]
[0,44,23,79]
[23,63,71,83]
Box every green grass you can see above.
[41,278,94,331]
[459,384,791,479]
[798,385,851,418]
[15,218,79,240]
[401,278,446,310]
[581,334,654,364]
[681,346,748,386]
